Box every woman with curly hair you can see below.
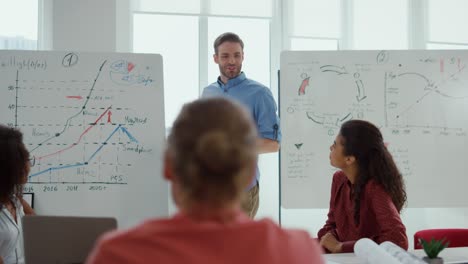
[0,124,35,264]
[318,119,408,253]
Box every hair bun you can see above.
[194,130,242,175]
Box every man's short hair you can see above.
[213,32,244,54]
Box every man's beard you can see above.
[220,64,242,80]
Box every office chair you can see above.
[414,229,468,249]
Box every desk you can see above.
[324,247,468,264]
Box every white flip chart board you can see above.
[280,50,468,209]
[0,51,167,227]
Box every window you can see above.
[427,0,468,48]
[0,0,38,49]
[288,0,340,51]
[286,0,409,51]
[135,0,200,14]
[133,14,199,127]
[353,0,408,49]
[290,38,338,51]
[427,43,468,50]
[137,0,272,17]
[133,1,272,127]
[210,0,272,17]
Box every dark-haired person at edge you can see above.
[0,124,36,264]
[87,98,324,264]
[202,32,281,218]
[318,120,408,253]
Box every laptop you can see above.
[22,215,117,264]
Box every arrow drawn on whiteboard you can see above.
[397,72,432,86]
[298,77,310,95]
[107,111,112,123]
[294,143,303,150]
[120,127,139,143]
[335,112,352,126]
[355,80,367,102]
[306,112,325,124]
[127,62,135,73]
[320,65,348,75]
[66,95,83,100]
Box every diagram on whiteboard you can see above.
[2,56,156,185]
[284,62,376,136]
[385,55,468,133]
[0,51,167,227]
[280,50,468,209]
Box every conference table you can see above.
[324,247,468,264]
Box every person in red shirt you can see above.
[87,97,325,264]
[318,120,408,253]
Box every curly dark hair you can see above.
[339,120,407,224]
[0,124,29,204]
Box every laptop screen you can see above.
[22,215,117,264]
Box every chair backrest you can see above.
[414,228,468,249]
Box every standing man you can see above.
[202,32,281,218]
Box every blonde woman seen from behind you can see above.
[87,98,324,264]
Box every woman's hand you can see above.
[320,232,343,253]
[20,197,35,215]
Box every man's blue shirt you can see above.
[202,72,281,188]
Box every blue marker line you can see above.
[120,126,139,143]
[29,163,84,178]
[29,168,53,178]
[52,163,84,170]
[28,125,139,179]
[87,125,122,162]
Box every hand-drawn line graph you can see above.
[27,60,107,153]
[3,54,155,185]
[29,124,136,181]
[385,57,468,131]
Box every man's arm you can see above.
[254,88,281,154]
[257,138,279,154]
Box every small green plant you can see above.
[419,238,450,259]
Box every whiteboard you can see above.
[280,50,468,209]
[0,51,167,228]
